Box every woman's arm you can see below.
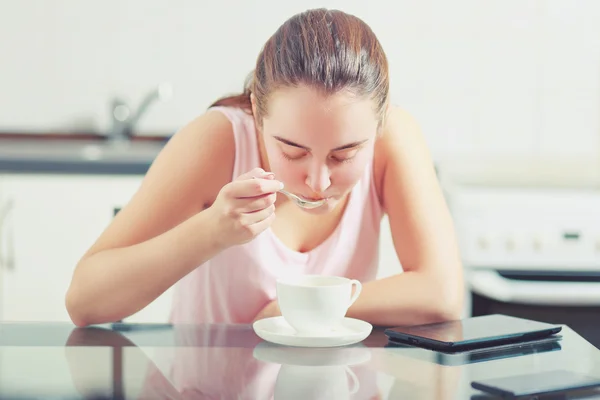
[346,106,465,326]
[65,111,236,327]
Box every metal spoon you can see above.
[252,176,326,209]
[278,189,327,209]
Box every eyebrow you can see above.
[273,136,369,152]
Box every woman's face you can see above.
[258,85,379,214]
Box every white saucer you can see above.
[252,316,373,348]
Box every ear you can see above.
[250,92,257,115]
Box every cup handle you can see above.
[344,366,360,395]
[347,279,362,308]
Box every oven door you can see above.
[467,269,600,349]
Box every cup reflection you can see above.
[253,342,373,399]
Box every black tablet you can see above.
[385,335,562,366]
[384,314,562,352]
[471,370,600,398]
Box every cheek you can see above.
[331,157,369,188]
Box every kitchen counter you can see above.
[1,322,600,399]
[0,135,168,175]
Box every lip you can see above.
[300,195,329,202]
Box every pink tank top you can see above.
[169,106,384,324]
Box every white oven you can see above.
[448,185,600,348]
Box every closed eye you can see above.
[280,144,363,163]
[329,148,359,163]
[282,151,307,161]
[330,154,355,164]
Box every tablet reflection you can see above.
[385,337,562,366]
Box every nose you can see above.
[305,163,331,194]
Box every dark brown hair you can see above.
[210,8,390,128]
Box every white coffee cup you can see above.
[276,275,362,335]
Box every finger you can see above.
[236,167,273,181]
[247,208,277,234]
[228,177,283,199]
[234,192,277,213]
[241,204,275,225]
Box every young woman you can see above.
[66,8,464,327]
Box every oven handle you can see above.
[468,269,600,306]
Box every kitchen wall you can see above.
[2,0,600,178]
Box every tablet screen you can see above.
[387,314,560,344]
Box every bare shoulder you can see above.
[81,109,236,259]
[146,109,236,209]
[373,105,427,209]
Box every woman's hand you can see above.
[207,168,283,249]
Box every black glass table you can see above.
[1,322,600,399]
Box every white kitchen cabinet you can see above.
[0,174,173,324]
